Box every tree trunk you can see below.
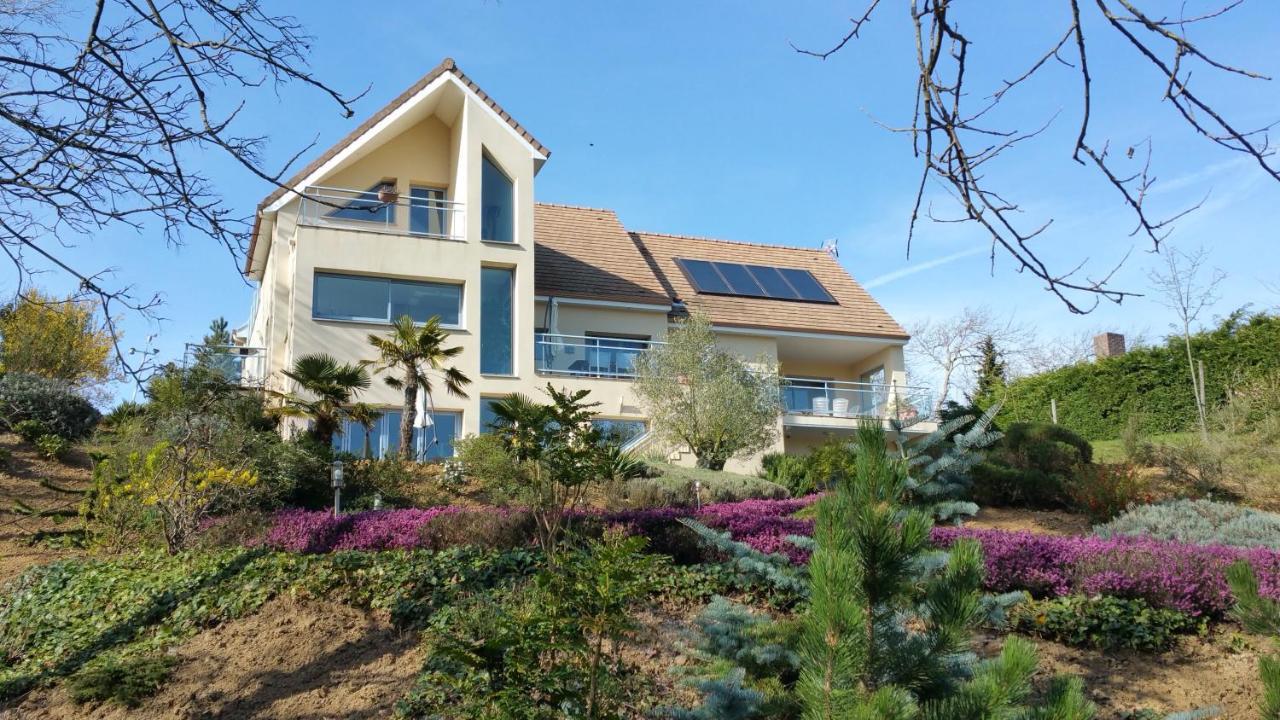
[401,370,417,461]
[1182,329,1209,441]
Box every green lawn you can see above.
[1090,432,1197,464]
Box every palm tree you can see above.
[274,353,371,447]
[344,402,381,459]
[365,315,471,460]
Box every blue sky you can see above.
[28,2,1280,400]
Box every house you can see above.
[238,58,932,473]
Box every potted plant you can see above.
[377,183,399,204]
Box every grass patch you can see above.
[1091,432,1197,464]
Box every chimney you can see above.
[1093,332,1126,359]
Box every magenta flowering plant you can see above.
[931,526,1280,617]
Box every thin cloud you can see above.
[862,245,987,289]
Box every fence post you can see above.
[1050,398,1058,424]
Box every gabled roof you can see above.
[630,231,908,340]
[245,58,549,274]
[533,204,669,306]
[532,203,908,340]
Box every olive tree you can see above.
[633,313,781,470]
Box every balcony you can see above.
[298,184,465,241]
[535,333,662,380]
[781,377,934,429]
[182,344,268,388]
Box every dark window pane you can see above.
[746,265,800,299]
[480,398,504,434]
[481,155,514,242]
[481,267,514,374]
[389,280,461,325]
[326,184,394,224]
[714,263,766,296]
[314,273,388,321]
[777,268,835,302]
[417,412,460,460]
[678,259,731,294]
[591,419,647,447]
[409,186,447,237]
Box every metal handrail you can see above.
[182,343,268,387]
[534,333,658,379]
[298,185,465,241]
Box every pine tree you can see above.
[1227,561,1280,719]
[674,422,1096,719]
[971,335,1007,404]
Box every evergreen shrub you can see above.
[992,311,1280,440]
[1096,499,1280,550]
[0,373,100,439]
[970,422,1091,509]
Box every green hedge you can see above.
[990,312,1280,440]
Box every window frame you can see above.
[408,184,450,238]
[312,271,463,328]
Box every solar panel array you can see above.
[675,258,837,303]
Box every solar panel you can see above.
[675,258,836,304]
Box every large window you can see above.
[332,410,460,460]
[481,154,514,242]
[480,267,514,375]
[314,272,461,326]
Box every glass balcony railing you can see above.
[298,185,465,241]
[182,344,268,387]
[534,333,661,379]
[781,377,934,427]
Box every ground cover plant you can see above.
[1096,498,1280,550]
[1010,595,1203,652]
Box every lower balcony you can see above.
[781,377,934,429]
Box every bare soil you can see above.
[980,623,1265,718]
[7,597,423,720]
[0,433,90,584]
[967,506,1093,535]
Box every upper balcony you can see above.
[182,344,268,388]
[298,184,465,241]
[535,333,660,380]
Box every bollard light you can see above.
[694,480,702,511]
[331,460,345,517]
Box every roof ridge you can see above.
[535,201,619,214]
[631,230,827,254]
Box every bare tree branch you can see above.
[794,0,1276,313]
[0,0,362,390]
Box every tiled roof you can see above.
[533,204,670,305]
[533,203,908,340]
[629,231,908,340]
[246,58,549,274]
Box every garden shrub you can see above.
[1065,462,1153,522]
[34,433,71,461]
[1096,498,1280,550]
[419,509,536,551]
[66,653,177,707]
[609,464,789,508]
[399,532,663,719]
[760,451,813,496]
[970,422,1090,509]
[12,418,47,443]
[0,372,100,439]
[1011,595,1202,651]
